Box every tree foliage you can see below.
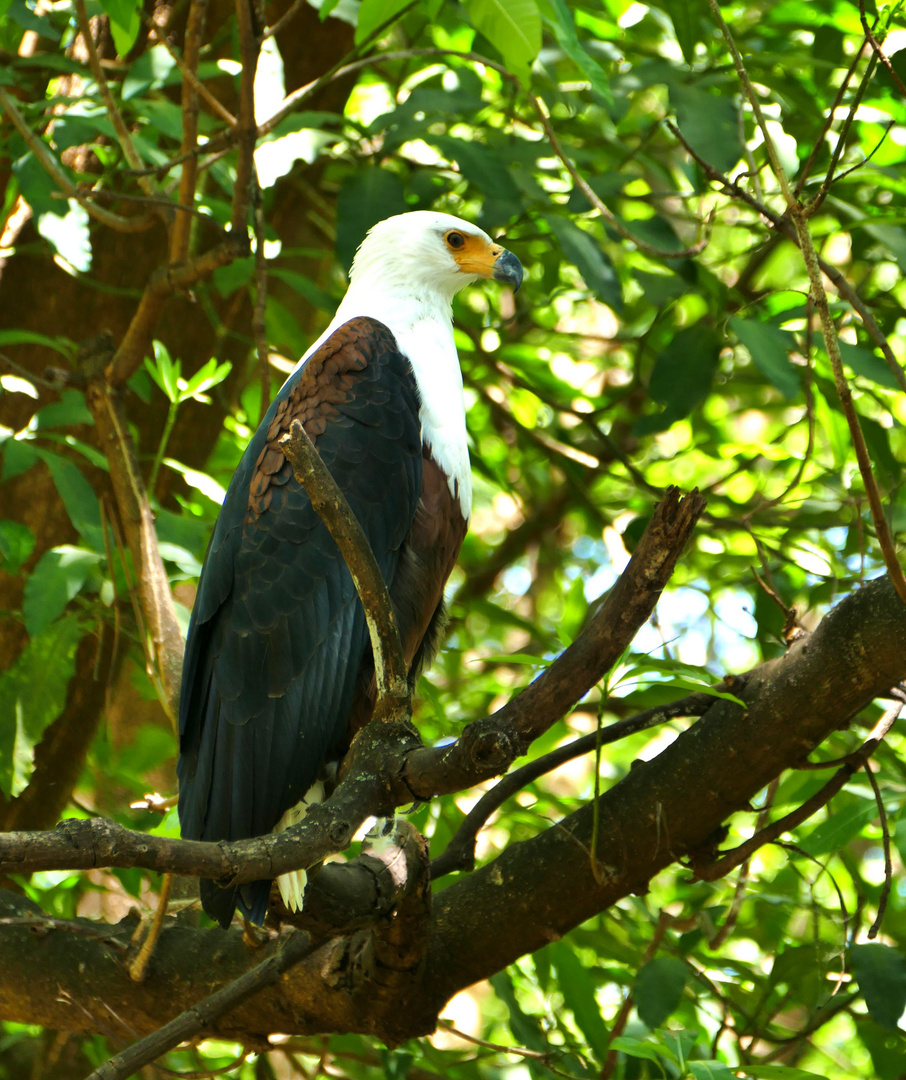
[1,0,906,1076]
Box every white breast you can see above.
[290,294,472,521]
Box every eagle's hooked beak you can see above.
[491,248,523,292]
[450,233,524,292]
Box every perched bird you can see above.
[177,211,523,927]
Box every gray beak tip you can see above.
[493,249,524,293]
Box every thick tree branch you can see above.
[404,487,706,797]
[87,930,314,1080]
[0,578,902,1043]
[0,488,703,881]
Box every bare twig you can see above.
[805,53,878,215]
[864,762,892,939]
[859,0,906,98]
[706,0,906,603]
[74,0,158,202]
[128,872,172,982]
[430,691,718,878]
[795,40,869,196]
[231,0,259,239]
[436,1021,583,1080]
[532,96,711,260]
[147,11,236,129]
[405,487,706,798]
[708,778,778,950]
[0,89,155,233]
[82,334,185,718]
[693,699,903,881]
[280,421,409,719]
[87,931,313,1080]
[253,182,270,427]
[665,118,906,394]
[105,238,244,387]
[170,0,209,263]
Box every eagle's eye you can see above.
[446,231,466,250]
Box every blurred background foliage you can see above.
[0,0,906,1075]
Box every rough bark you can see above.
[0,575,901,1046]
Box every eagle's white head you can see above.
[296,211,522,519]
[347,210,523,303]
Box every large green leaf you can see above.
[550,943,610,1060]
[0,520,34,573]
[0,616,83,799]
[467,0,541,85]
[730,316,800,399]
[851,944,906,1031]
[22,546,103,638]
[355,0,413,43]
[335,169,407,272]
[670,83,742,175]
[634,956,687,1029]
[38,451,104,549]
[799,798,880,857]
[640,321,722,431]
[544,215,621,312]
[544,0,613,104]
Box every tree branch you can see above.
[87,930,314,1080]
[81,336,184,720]
[0,578,903,1044]
[280,419,410,720]
[404,487,706,798]
[430,690,719,878]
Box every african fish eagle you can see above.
[177,210,523,927]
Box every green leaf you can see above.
[182,358,232,400]
[0,616,83,799]
[730,316,800,399]
[23,546,103,637]
[122,44,177,100]
[0,520,35,572]
[335,169,407,272]
[741,1068,838,1079]
[634,956,687,1029]
[689,1063,735,1080]
[355,0,413,44]
[33,389,94,430]
[646,322,722,418]
[146,341,181,403]
[96,0,141,54]
[0,330,74,358]
[1,438,39,481]
[431,136,523,205]
[663,0,705,66]
[467,0,541,85]
[39,451,104,548]
[544,0,613,104]
[838,341,902,390]
[608,1037,672,1064]
[544,215,621,312]
[851,944,906,1031]
[489,972,548,1053]
[670,83,741,175]
[551,943,610,1060]
[855,1018,906,1080]
[799,799,880,857]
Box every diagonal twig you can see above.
[86,931,314,1080]
[280,420,410,720]
[430,691,719,878]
